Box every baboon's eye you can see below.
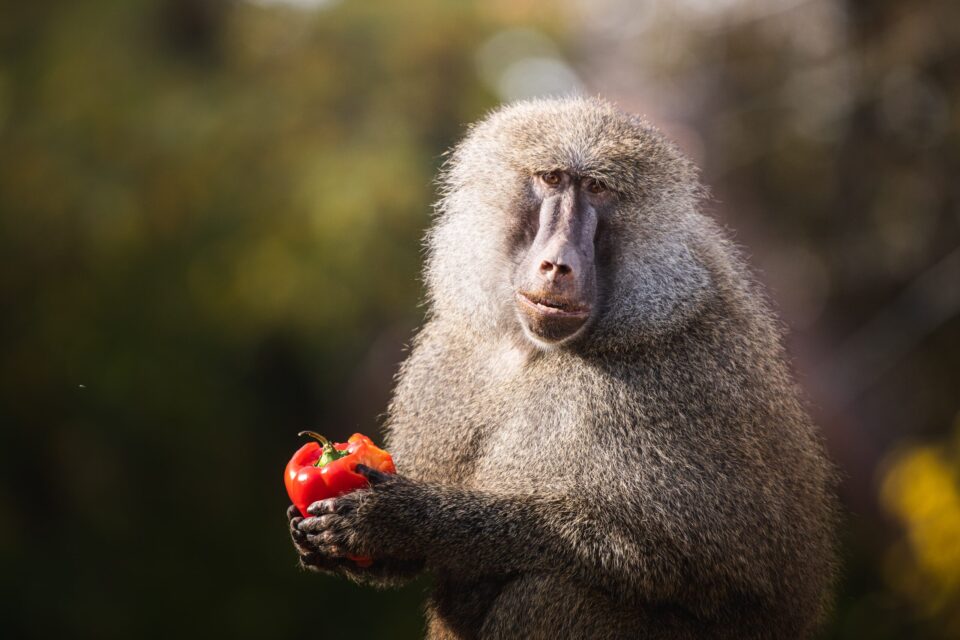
[585,178,607,194]
[540,171,561,187]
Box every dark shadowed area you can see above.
[1,0,958,638]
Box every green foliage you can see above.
[0,1,550,637]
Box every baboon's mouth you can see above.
[516,292,590,318]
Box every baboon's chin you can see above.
[521,322,588,349]
[515,293,591,347]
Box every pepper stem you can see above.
[297,430,330,446]
[298,430,348,468]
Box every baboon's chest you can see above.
[468,399,592,492]
[462,356,605,492]
[391,339,629,490]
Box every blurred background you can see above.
[1,0,958,637]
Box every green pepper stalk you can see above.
[298,430,350,467]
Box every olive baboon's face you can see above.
[511,169,613,347]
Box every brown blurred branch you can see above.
[815,244,960,407]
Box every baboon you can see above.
[289,97,838,639]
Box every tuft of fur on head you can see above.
[425,97,714,349]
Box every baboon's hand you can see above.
[287,503,348,573]
[296,464,421,560]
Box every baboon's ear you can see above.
[597,230,713,341]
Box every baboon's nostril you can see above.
[539,259,572,281]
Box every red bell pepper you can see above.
[284,431,396,567]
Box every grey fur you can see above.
[289,97,838,639]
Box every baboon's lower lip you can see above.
[516,292,590,317]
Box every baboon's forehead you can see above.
[459,98,691,195]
